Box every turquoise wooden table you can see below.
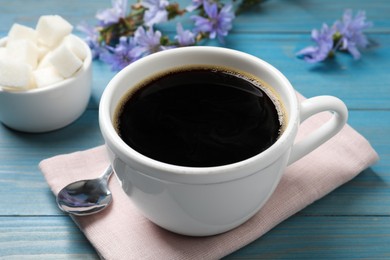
[1,0,389,258]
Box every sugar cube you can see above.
[0,59,32,90]
[37,43,50,60]
[37,51,53,69]
[63,34,87,60]
[33,66,64,88]
[8,23,38,44]
[6,39,39,69]
[36,15,73,48]
[0,47,7,59]
[49,44,82,78]
[1,15,85,91]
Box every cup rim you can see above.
[0,35,92,95]
[99,46,299,183]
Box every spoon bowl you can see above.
[56,165,113,216]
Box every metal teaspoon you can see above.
[56,165,113,216]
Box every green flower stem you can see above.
[99,6,146,45]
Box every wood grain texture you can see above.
[0,0,389,33]
[85,34,389,110]
[0,0,389,258]
[225,216,390,259]
[0,217,98,259]
[1,216,389,259]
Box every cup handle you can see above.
[287,96,348,165]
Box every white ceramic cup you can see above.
[99,46,348,236]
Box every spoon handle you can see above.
[101,165,113,182]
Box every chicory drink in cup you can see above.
[114,65,286,167]
[99,47,347,236]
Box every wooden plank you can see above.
[225,216,390,259]
[300,110,390,216]
[231,0,390,34]
[223,33,390,110]
[0,0,107,33]
[83,33,390,110]
[0,111,103,215]
[0,0,389,33]
[88,61,116,109]
[0,216,98,259]
[1,215,389,259]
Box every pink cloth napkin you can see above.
[40,95,378,260]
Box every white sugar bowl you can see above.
[0,35,92,133]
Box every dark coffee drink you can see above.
[115,66,285,167]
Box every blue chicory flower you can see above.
[96,0,128,26]
[334,9,373,60]
[296,23,336,63]
[297,9,373,63]
[134,26,164,56]
[77,22,105,59]
[99,36,142,71]
[175,23,196,46]
[141,0,169,27]
[186,0,204,12]
[191,1,235,42]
